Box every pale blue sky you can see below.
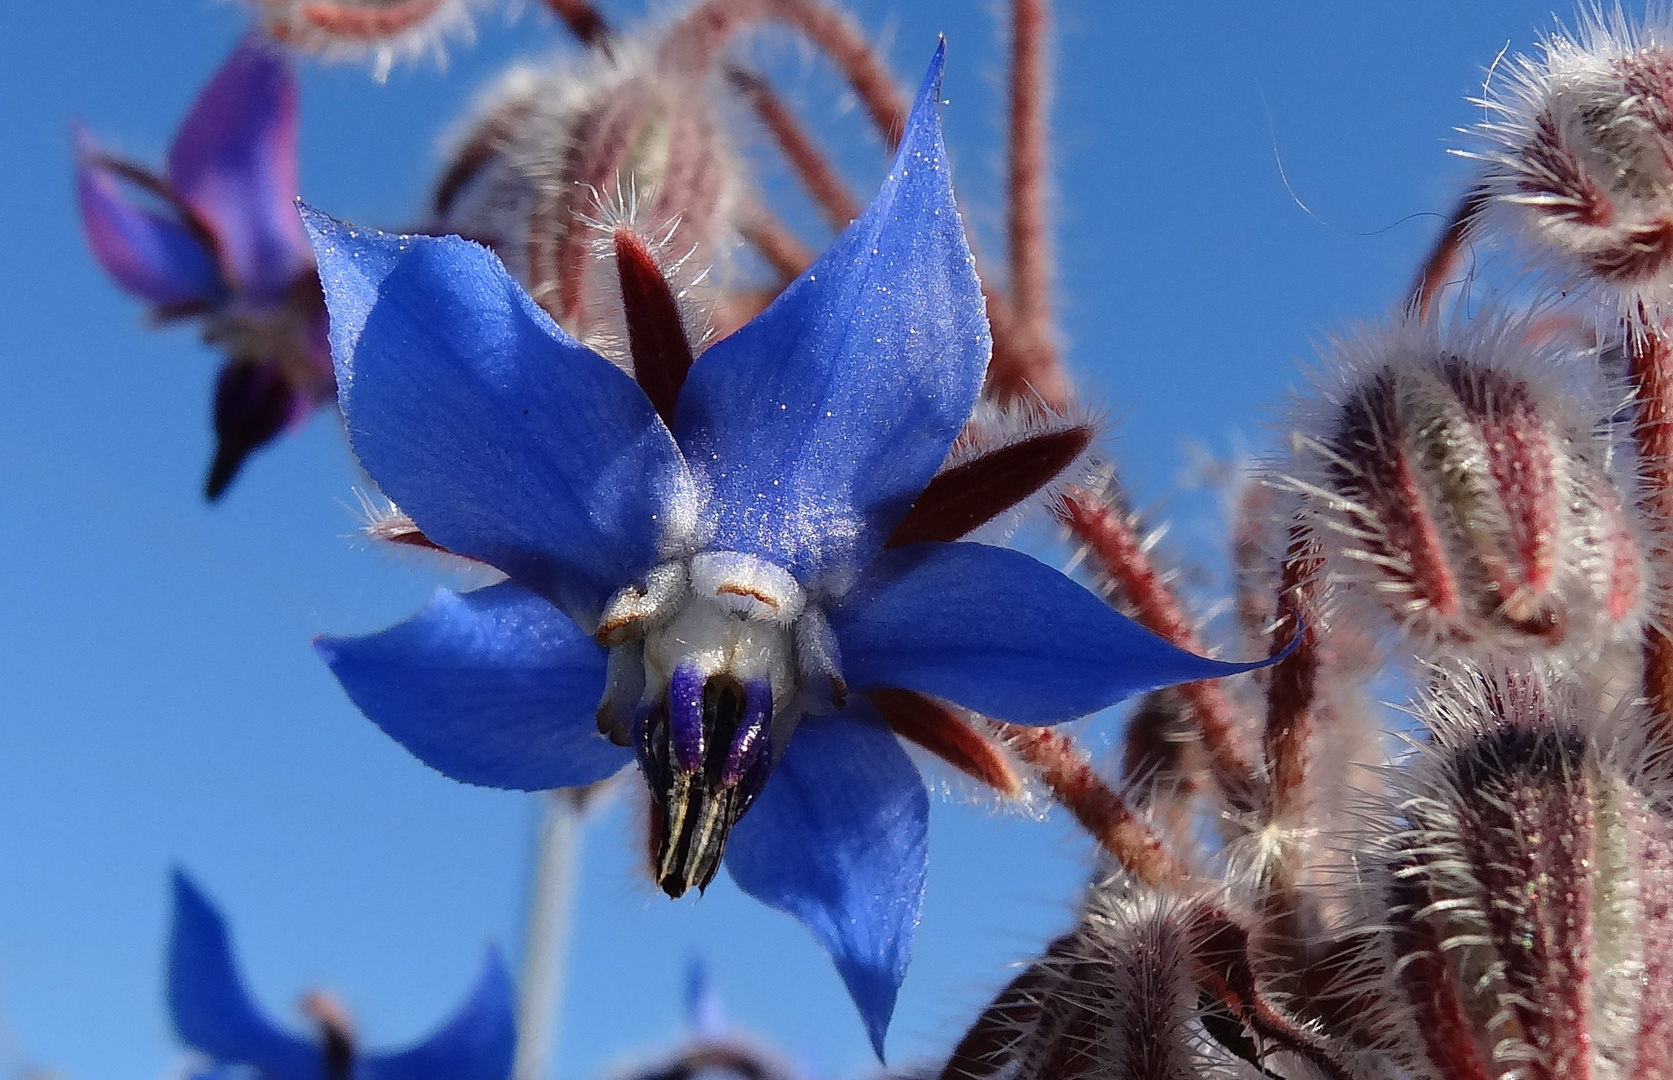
[0,2,1569,1078]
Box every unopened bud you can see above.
[941,881,1317,1080]
[1469,14,1673,302]
[1379,666,1673,1080]
[245,0,484,74]
[1287,314,1645,659]
[432,45,740,345]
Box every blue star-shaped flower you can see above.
[168,871,516,1080]
[75,34,334,499]
[304,47,1271,1054]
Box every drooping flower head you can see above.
[1365,666,1673,1080]
[75,34,333,500]
[1283,309,1646,661]
[305,46,1278,1053]
[1467,9,1673,306]
[168,871,516,1080]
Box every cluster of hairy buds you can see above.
[433,43,740,348]
[1284,313,1645,662]
[1368,666,1673,1080]
[1468,12,1673,303]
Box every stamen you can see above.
[615,226,695,427]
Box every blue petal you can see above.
[830,543,1280,724]
[302,206,689,625]
[673,44,987,590]
[168,871,319,1080]
[361,948,516,1080]
[724,710,927,1059]
[75,131,224,309]
[317,582,630,791]
[167,35,310,298]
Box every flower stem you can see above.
[513,791,584,1080]
[726,67,863,232]
[1406,186,1486,322]
[658,0,906,148]
[1629,318,1673,746]
[1057,486,1263,812]
[991,0,1067,410]
[998,723,1191,889]
[1262,527,1321,827]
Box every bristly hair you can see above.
[1341,662,1673,1080]
[1277,303,1650,667]
[242,0,495,78]
[1460,4,1673,311]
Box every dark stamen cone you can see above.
[205,359,295,501]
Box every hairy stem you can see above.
[727,67,863,231]
[1263,527,1321,827]
[1406,187,1487,321]
[737,207,815,282]
[998,723,1191,889]
[989,0,1067,409]
[1058,486,1263,812]
[658,0,906,149]
[1629,317,1673,748]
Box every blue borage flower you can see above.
[74,34,334,500]
[168,871,515,1080]
[305,46,1276,1054]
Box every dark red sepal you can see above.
[614,227,695,427]
[886,424,1091,547]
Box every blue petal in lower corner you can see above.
[167,871,320,1080]
[723,709,928,1059]
[362,947,517,1080]
[317,582,630,791]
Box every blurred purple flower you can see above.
[169,870,516,1080]
[75,34,333,500]
[303,46,1274,1055]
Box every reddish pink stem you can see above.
[539,0,610,47]
[990,0,1067,410]
[1629,318,1673,750]
[1263,529,1322,826]
[1407,187,1487,322]
[998,723,1191,889]
[658,0,907,149]
[1058,486,1263,812]
[727,67,863,232]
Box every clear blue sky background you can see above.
[0,1,1573,1078]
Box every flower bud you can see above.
[1286,313,1646,659]
[434,45,741,347]
[1469,14,1673,303]
[1378,666,1673,1080]
[244,0,484,74]
[940,881,1329,1080]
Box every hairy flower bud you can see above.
[433,45,740,345]
[1468,12,1673,303]
[244,0,486,74]
[941,881,1332,1080]
[1286,314,1645,659]
[1377,667,1673,1080]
